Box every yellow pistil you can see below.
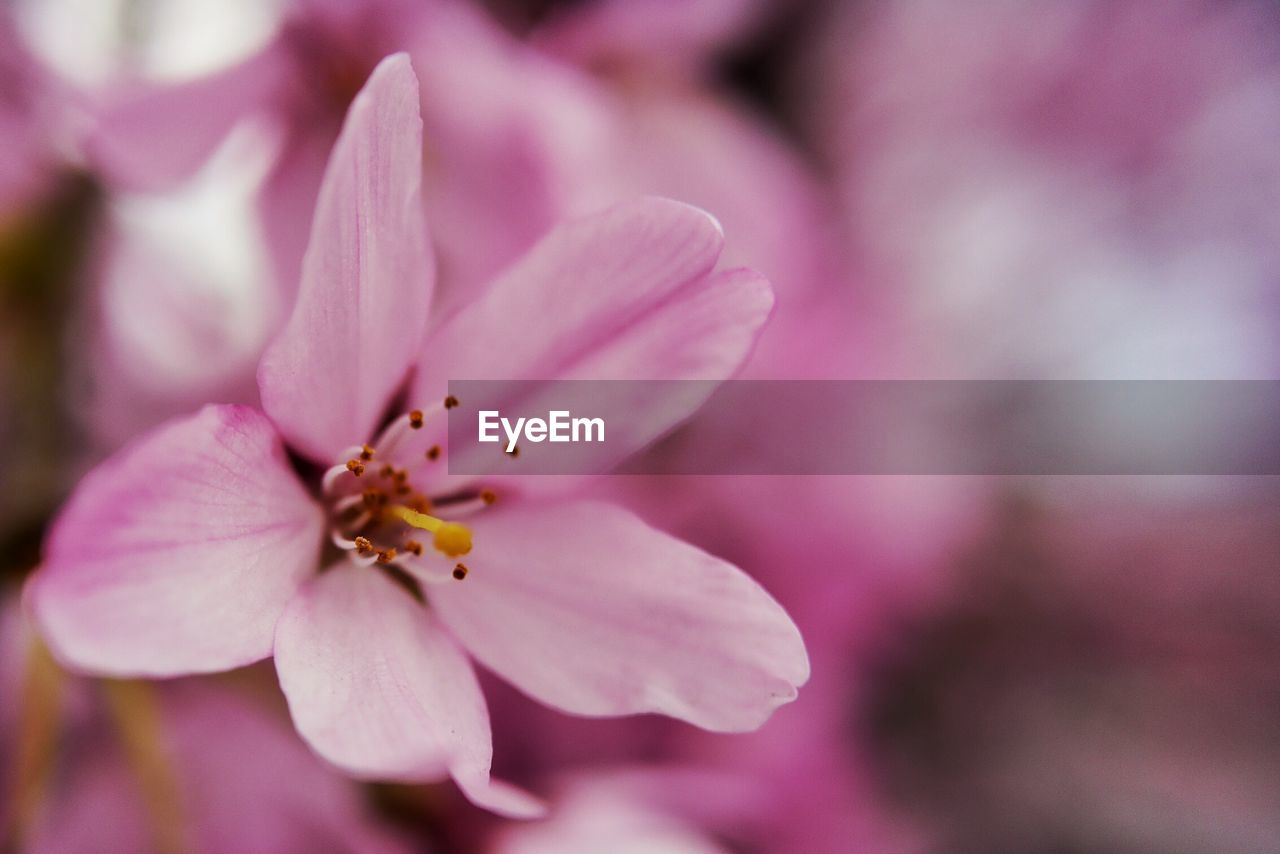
[387,504,473,556]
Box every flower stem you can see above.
[9,634,62,850]
[102,680,189,854]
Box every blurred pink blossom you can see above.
[807,0,1280,379]
[0,16,64,221]
[533,0,843,364]
[86,0,836,311]
[488,761,918,854]
[76,123,283,451]
[532,0,767,74]
[856,494,1280,852]
[488,770,732,854]
[87,0,614,305]
[0,596,409,854]
[67,0,840,465]
[26,54,807,816]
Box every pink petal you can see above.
[273,564,543,818]
[257,128,334,307]
[415,197,721,392]
[258,53,433,463]
[409,199,770,477]
[88,43,288,191]
[492,776,725,854]
[25,683,415,854]
[607,89,836,308]
[81,131,281,451]
[27,405,323,677]
[407,0,589,303]
[430,500,809,732]
[562,266,770,380]
[536,0,764,71]
[432,265,772,486]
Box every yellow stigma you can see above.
[387,505,473,557]
[432,523,472,557]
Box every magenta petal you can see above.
[407,0,593,302]
[259,53,433,462]
[89,44,288,191]
[27,405,323,677]
[536,0,762,70]
[431,501,810,732]
[274,565,543,818]
[412,197,726,402]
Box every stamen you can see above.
[429,488,497,517]
[376,548,397,564]
[322,461,360,493]
[506,444,519,458]
[394,552,463,585]
[331,530,362,550]
[426,445,441,461]
[333,444,369,462]
[353,536,375,557]
[444,395,459,409]
[371,400,449,460]
[405,540,423,556]
[332,493,365,514]
[359,444,375,461]
[345,459,365,476]
[342,511,373,534]
[367,415,414,460]
[452,563,468,580]
[387,505,473,556]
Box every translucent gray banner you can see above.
[444,380,1280,475]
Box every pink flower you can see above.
[87,0,613,305]
[533,0,769,78]
[0,14,62,220]
[86,0,838,322]
[531,0,840,336]
[79,124,284,451]
[487,764,919,854]
[0,596,410,854]
[489,770,736,854]
[806,0,1280,379]
[27,54,808,816]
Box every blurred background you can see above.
[2,0,1280,851]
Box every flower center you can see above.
[320,396,495,584]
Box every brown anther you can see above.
[506,445,520,458]
[359,444,375,461]
[405,540,423,556]
[452,563,469,580]
[426,445,441,461]
[407,496,431,513]
[395,484,412,496]
[409,409,424,429]
[480,489,497,505]
[393,469,408,484]
[353,536,374,556]
[376,548,397,564]
[444,395,459,409]
[345,459,365,476]
[379,464,395,478]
